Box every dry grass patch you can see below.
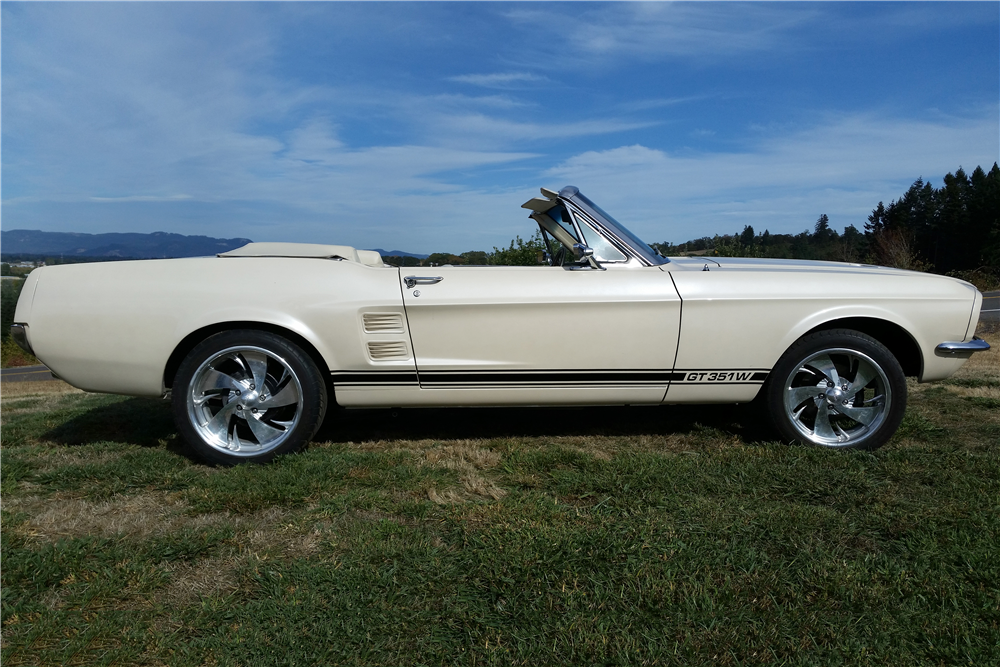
[158,558,242,606]
[426,487,466,504]
[427,473,508,504]
[460,473,507,500]
[5,494,327,556]
[5,492,225,543]
[421,442,508,502]
[0,381,85,417]
[235,508,336,560]
[423,442,502,470]
[0,379,81,398]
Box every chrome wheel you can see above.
[186,345,304,457]
[767,329,907,451]
[782,348,890,447]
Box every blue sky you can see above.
[2,2,997,254]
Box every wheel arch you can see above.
[164,321,332,391]
[804,317,922,377]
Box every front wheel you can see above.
[172,330,327,465]
[765,329,907,450]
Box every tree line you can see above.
[650,163,1000,289]
[387,164,998,290]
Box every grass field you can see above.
[2,330,998,666]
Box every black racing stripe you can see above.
[331,372,419,385]
[420,383,666,389]
[418,371,680,384]
[331,369,768,387]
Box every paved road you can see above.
[981,291,1000,323]
[1,365,57,382]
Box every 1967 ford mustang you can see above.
[11,186,990,464]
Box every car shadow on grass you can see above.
[317,402,779,446]
[42,397,193,458]
[38,399,779,458]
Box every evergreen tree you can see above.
[814,214,831,240]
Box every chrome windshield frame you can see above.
[559,186,668,266]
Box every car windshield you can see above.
[564,189,667,265]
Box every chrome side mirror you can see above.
[572,243,604,270]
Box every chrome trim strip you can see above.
[935,337,991,355]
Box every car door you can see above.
[400,265,682,406]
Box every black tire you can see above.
[765,329,906,450]
[172,330,327,465]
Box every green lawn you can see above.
[2,334,998,666]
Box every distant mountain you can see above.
[0,231,431,261]
[1,230,253,259]
[369,248,429,259]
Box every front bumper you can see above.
[935,336,991,356]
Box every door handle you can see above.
[404,276,444,289]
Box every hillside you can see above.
[1,230,253,259]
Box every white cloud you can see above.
[545,110,1000,243]
[419,114,658,150]
[502,3,817,69]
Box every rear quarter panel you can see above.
[24,258,405,396]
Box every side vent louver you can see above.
[367,341,410,361]
[363,313,405,333]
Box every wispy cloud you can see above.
[448,72,547,88]
[616,96,711,113]
[418,114,659,150]
[89,195,193,203]
[502,3,817,70]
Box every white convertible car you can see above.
[11,186,989,464]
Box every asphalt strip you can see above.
[1,365,57,383]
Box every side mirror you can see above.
[572,243,593,261]
[572,243,605,270]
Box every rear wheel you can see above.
[765,329,906,450]
[172,330,327,465]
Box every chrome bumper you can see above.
[935,336,991,356]
[9,324,34,355]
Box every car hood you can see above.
[669,255,933,278]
